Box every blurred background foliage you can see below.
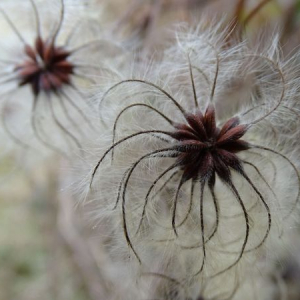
[2,0,300,299]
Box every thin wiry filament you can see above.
[188,41,218,103]
[31,96,66,157]
[187,54,199,109]
[247,150,277,184]
[243,55,285,126]
[192,65,210,87]
[208,43,219,103]
[112,102,174,160]
[90,130,175,187]
[176,179,196,228]
[136,163,179,235]
[51,0,64,45]
[29,0,40,37]
[121,149,181,263]
[179,181,219,250]
[60,89,95,131]
[113,167,132,210]
[239,170,271,253]
[210,179,249,278]
[55,93,85,136]
[98,79,188,119]
[48,94,82,150]
[252,144,300,217]
[172,175,186,236]
[1,90,32,149]
[69,39,123,55]
[243,161,277,198]
[151,169,180,199]
[198,181,207,275]
[214,163,273,224]
[141,272,188,299]
[100,90,162,127]
[207,182,220,242]
[0,7,26,44]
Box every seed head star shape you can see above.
[172,105,250,184]
[16,37,73,96]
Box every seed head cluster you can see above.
[16,37,73,95]
[85,24,300,299]
[172,106,250,183]
[0,0,106,154]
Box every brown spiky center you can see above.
[15,37,73,96]
[171,105,250,183]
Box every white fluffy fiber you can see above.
[79,23,300,300]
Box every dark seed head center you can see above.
[171,105,250,183]
[15,36,73,96]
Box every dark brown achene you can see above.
[172,105,250,184]
[16,37,73,96]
